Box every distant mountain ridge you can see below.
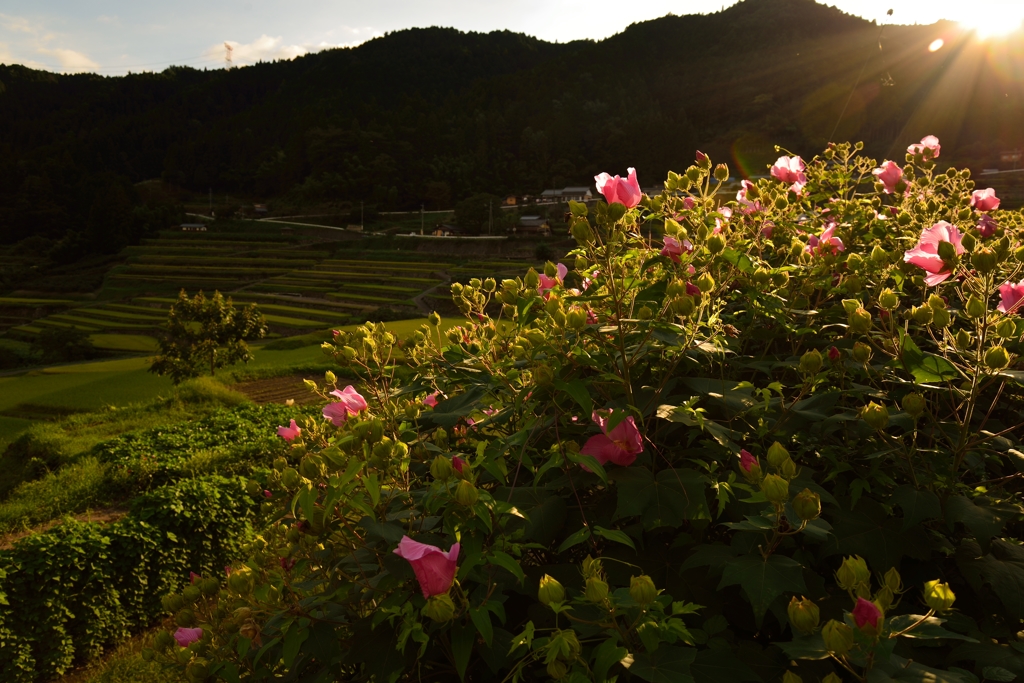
[0,0,1022,247]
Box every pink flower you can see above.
[586,310,598,325]
[595,168,642,208]
[715,206,732,233]
[423,392,440,408]
[277,419,302,442]
[323,385,368,426]
[760,221,775,238]
[452,456,466,473]
[852,597,882,631]
[660,235,692,263]
[738,449,758,473]
[695,150,708,164]
[686,282,701,297]
[806,224,844,256]
[189,572,200,584]
[908,135,941,159]
[998,281,1024,314]
[872,161,903,194]
[770,155,807,194]
[971,188,1000,212]
[682,196,696,210]
[174,627,203,647]
[393,536,460,598]
[332,330,341,338]
[978,214,999,238]
[538,263,569,295]
[580,411,644,467]
[903,221,965,286]
[263,490,273,498]
[828,346,841,363]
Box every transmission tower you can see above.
[224,43,233,70]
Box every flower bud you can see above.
[714,164,729,181]
[630,575,658,606]
[882,567,902,594]
[961,231,978,252]
[911,305,933,325]
[162,594,185,613]
[836,555,870,591]
[524,268,541,289]
[792,488,821,521]
[538,574,565,605]
[927,293,946,311]
[849,308,872,334]
[788,596,821,635]
[875,585,895,612]
[782,672,803,683]
[430,455,454,481]
[638,305,654,320]
[932,307,951,327]
[878,288,899,311]
[182,585,201,603]
[706,234,726,255]
[696,273,716,293]
[828,346,841,363]
[585,576,610,603]
[299,455,322,479]
[902,393,926,418]
[341,346,358,361]
[423,593,456,622]
[428,312,441,327]
[852,342,872,363]
[154,630,176,652]
[175,608,197,627]
[566,307,588,330]
[985,345,1010,370]
[870,245,887,264]
[685,166,702,183]
[997,318,1017,338]
[937,240,957,261]
[200,577,220,597]
[923,579,956,613]
[766,442,790,469]
[670,295,696,317]
[186,658,210,682]
[965,295,987,319]
[799,349,822,376]
[955,330,972,351]
[483,277,496,292]
[780,457,798,480]
[823,674,843,683]
[280,467,301,489]
[861,402,889,430]
[821,619,855,655]
[453,479,479,507]
[761,473,790,504]
[972,247,998,274]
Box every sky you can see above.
[1,0,1022,75]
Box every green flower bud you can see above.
[280,467,300,489]
[430,455,454,481]
[186,658,210,682]
[878,288,899,311]
[566,307,588,330]
[835,555,871,591]
[774,195,789,211]
[883,567,903,593]
[782,672,803,683]
[911,305,933,325]
[895,392,927,422]
[162,594,185,613]
[428,312,441,327]
[985,345,1011,370]
[670,295,696,317]
[972,247,998,274]
[154,630,176,652]
[637,305,654,320]
[780,457,798,480]
[955,329,972,350]
[821,619,855,655]
[766,442,791,469]
[483,277,496,292]
[896,211,912,227]
[453,479,479,507]
[932,307,951,327]
[707,234,726,255]
[842,299,862,315]
[585,576,610,603]
[200,577,220,597]
[273,457,288,472]
[227,567,255,595]
[761,473,790,504]
[629,575,658,606]
[850,308,872,334]
[550,628,582,662]
[524,268,541,289]
[788,596,821,635]
[696,273,715,293]
[799,349,823,376]
[175,608,197,627]
[937,240,957,261]
[961,231,978,252]
[792,488,821,521]
[923,579,956,613]
[966,295,987,319]
[423,593,456,622]
[752,268,771,286]
[543,262,558,278]
[539,574,566,605]
[182,586,201,604]
[772,271,790,287]
[299,455,322,479]
[685,166,702,183]
[997,318,1017,338]
[861,402,889,430]
[875,585,895,612]
[928,294,947,310]
[341,346,358,361]
[852,342,873,363]
[245,479,261,497]
[870,245,887,264]
[574,256,588,271]
[714,164,730,181]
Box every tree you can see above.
[150,290,267,384]
[31,326,96,364]
[454,193,503,235]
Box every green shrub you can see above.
[0,457,110,534]
[0,475,257,681]
[171,377,251,407]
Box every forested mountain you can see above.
[1,0,1022,252]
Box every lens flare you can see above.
[929,38,945,52]
[958,14,1024,40]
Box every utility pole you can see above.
[420,204,424,235]
[225,43,233,70]
[488,200,493,236]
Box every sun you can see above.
[957,13,1024,39]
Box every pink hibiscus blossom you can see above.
[736,180,763,213]
[760,221,775,238]
[908,135,941,159]
[323,385,368,426]
[978,213,999,238]
[971,188,1000,212]
[276,419,302,441]
[595,168,642,208]
[538,263,569,295]
[686,282,701,297]
[423,392,440,408]
[903,221,965,286]
[770,155,807,194]
[998,281,1024,314]
[682,196,696,210]
[738,449,758,474]
[452,456,466,473]
[806,224,844,256]
[393,536,460,598]
[174,627,203,647]
[661,235,693,263]
[872,160,903,194]
[580,411,644,467]
[852,597,883,631]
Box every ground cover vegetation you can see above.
[130,137,1024,683]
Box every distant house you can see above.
[346,224,363,232]
[253,203,269,214]
[181,223,207,232]
[540,189,562,202]
[515,215,551,236]
[539,187,594,202]
[504,196,518,206]
[432,223,463,237]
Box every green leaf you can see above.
[890,485,941,532]
[959,540,1024,622]
[887,614,978,641]
[451,620,476,681]
[720,248,755,274]
[554,378,593,416]
[591,638,627,683]
[557,526,592,553]
[690,648,760,683]
[823,498,931,570]
[593,526,636,551]
[469,606,494,647]
[612,468,709,530]
[982,666,1017,682]
[281,624,309,668]
[945,496,1010,541]
[718,554,807,625]
[629,645,697,683]
[777,633,831,660]
[486,551,525,584]
[895,332,960,383]
[427,386,490,428]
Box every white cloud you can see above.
[212,26,381,67]
[38,47,98,71]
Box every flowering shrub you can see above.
[155,138,1024,683]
